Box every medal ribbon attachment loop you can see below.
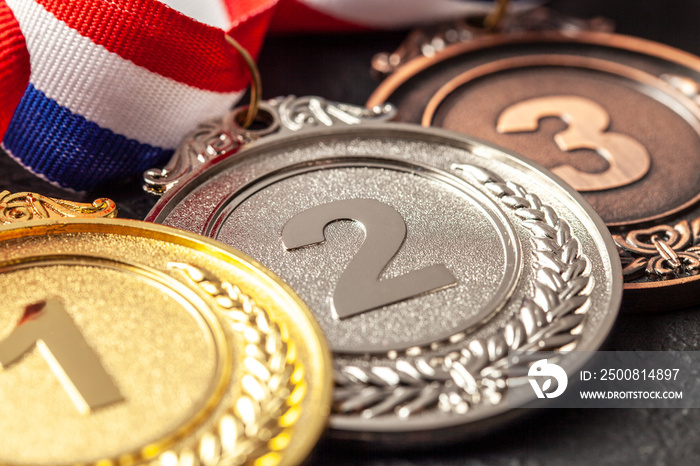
[484,0,512,30]
[225,34,262,129]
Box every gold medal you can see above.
[0,190,117,223]
[0,218,332,465]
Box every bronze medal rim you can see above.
[366,30,700,107]
[367,30,700,312]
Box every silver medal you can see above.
[145,96,622,443]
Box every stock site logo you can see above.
[528,359,568,399]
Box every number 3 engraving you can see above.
[497,95,651,191]
[0,299,123,414]
[282,199,457,319]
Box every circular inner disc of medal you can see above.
[0,261,222,464]
[425,59,700,226]
[213,161,521,353]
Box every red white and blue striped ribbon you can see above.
[0,0,276,191]
[0,0,535,191]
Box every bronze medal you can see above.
[368,25,700,312]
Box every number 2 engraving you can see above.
[497,95,651,191]
[0,299,123,414]
[282,199,457,319]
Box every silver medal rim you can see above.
[146,122,623,439]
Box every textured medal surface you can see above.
[147,100,621,441]
[0,218,331,465]
[367,30,700,311]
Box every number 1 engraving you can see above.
[497,95,651,191]
[282,199,457,319]
[0,299,123,414]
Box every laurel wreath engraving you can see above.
[165,263,302,466]
[0,190,117,223]
[333,165,593,418]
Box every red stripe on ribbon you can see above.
[269,0,368,33]
[0,0,29,140]
[222,0,277,28]
[226,0,277,58]
[36,0,277,93]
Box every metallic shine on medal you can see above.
[145,96,622,443]
[0,190,117,223]
[0,218,332,465]
[366,13,700,312]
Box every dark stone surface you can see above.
[3,1,700,464]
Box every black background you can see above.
[3,1,700,464]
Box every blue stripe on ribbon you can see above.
[3,84,173,192]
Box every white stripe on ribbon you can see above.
[7,0,241,149]
[160,0,231,29]
[297,0,539,29]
